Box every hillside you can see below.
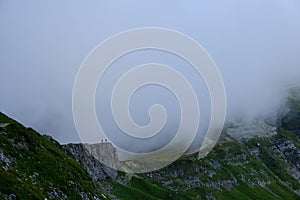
[0,112,105,200]
[282,87,300,132]
[65,127,300,200]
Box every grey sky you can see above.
[1,1,300,144]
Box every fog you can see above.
[1,0,300,147]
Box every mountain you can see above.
[64,126,300,200]
[1,88,300,200]
[282,87,300,133]
[64,88,300,200]
[0,112,106,200]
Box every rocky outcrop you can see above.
[226,120,277,140]
[0,149,15,171]
[64,143,118,181]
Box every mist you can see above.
[1,0,300,147]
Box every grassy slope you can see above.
[0,112,105,200]
[106,133,300,200]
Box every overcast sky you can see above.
[1,1,300,145]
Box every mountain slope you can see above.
[282,87,300,132]
[0,112,105,200]
[89,129,300,200]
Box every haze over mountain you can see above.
[0,89,300,199]
[0,1,300,145]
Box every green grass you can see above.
[0,112,105,199]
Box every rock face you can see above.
[86,142,120,174]
[65,143,118,181]
[67,142,175,174]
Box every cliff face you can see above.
[64,143,118,181]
